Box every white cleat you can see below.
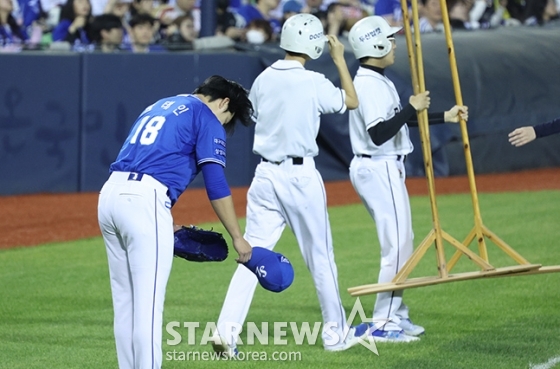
[370,328,420,343]
[398,318,425,336]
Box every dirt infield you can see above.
[1,167,559,249]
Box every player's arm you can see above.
[201,163,252,263]
[368,91,430,145]
[508,117,560,147]
[326,35,359,110]
[534,117,560,138]
[408,105,468,125]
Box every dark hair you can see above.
[248,19,273,42]
[193,75,254,135]
[129,13,156,28]
[89,14,123,42]
[59,0,92,21]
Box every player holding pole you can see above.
[347,16,468,343]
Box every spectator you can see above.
[103,0,133,43]
[530,0,559,24]
[281,0,303,26]
[103,0,132,19]
[52,0,92,44]
[235,0,282,35]
[418,0,444,32]
[124,12,164,52]
[89,13,123,51]
[447,0,475,29]
[374,0,409,27]
[302,0,324,13]
[0,0,28,51]
[215,0,245,41]
[157,0,200,32]
[245,18,273,43]
[163,12,196,50]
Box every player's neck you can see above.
[284,54,307,67]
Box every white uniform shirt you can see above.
[349,66,413,156]
[251,59,347,162]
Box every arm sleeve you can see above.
[408,111,446,126]
[201,162,231,201]
[367,103,416,146]
[534,117,560,138]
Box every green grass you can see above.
[1,190,560,368]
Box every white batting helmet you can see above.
[348,16,402,59]
[280,13,327,60]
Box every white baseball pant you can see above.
[349,155,413,331]
[98,172,174,369]
[216,157,350,350]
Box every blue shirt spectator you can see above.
[235,0,282,35]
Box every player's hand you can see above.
[326,34,345,63]
[444,105,469,123]
[508,126,536,147]
[232,237,252,263]
[409,91,430,111]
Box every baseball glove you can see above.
[173,225,229,262]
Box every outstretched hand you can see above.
[508,126,536,147]
[445,105,469,123]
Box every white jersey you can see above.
[349,66,413,157]
[251,59,347,162]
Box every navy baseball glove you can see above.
[173,225,229,262]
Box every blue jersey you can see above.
[110,94,227,205]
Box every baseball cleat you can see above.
[370,328,420,343]
[211,334,238,358]
[398,318,425,336]
[324,323,371,351]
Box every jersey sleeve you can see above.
[313,73,347,115]
[195,110,227,167]
[359,83,391,131]
[249,80,259,122]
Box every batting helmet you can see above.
[348,16,402,59]
[280,13,327,60]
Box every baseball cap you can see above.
[283,0,303,13]
[243,247,294,293]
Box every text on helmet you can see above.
[309,32,324,40]
[358,27,381,42]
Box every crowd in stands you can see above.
[1,0,558,52]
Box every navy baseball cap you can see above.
[243,247,294,293]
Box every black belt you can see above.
[358,154,406,162]
[262,157,303,165]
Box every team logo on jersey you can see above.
[213,138,226,147]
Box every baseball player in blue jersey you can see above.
[97,75,254,369]
[508,116,560,147]
[347,16,468,343]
